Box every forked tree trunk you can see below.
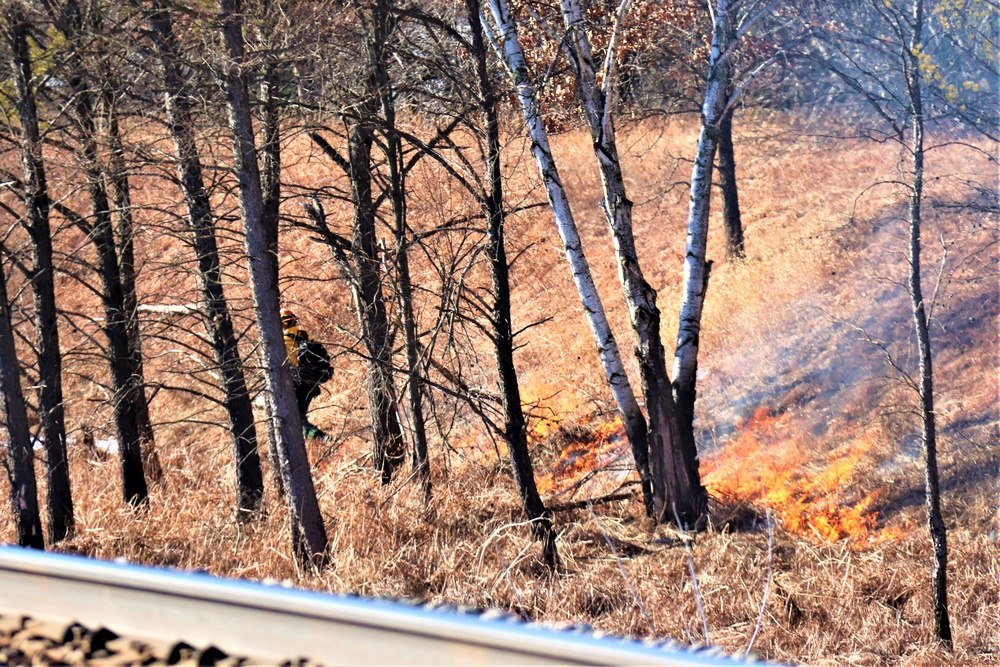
[717,106,744,259]
[7,4,74,542]
[92,183,149,507]
[146,0,264,513]
[672,0,733,480]
[903,0,951,645]
[219,0,327,563]
[469,0,556,566]
[560,0,705,524]
[484,0,651,514]
[0,244,44,549]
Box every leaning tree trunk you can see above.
[219,0,327,563]
[717,105,745,259]
[146,0,264,513]
[0,245,45,549]
[903,0,951,645]
[7,4,74,543]
[258,67,286,495]
[369,0,430,493]
[672,0,733,486]
[560,0,705,524]
[469,0,556,566]
[484,0,651,509]
[105,90,162,482]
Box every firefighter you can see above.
[280,308,332,440]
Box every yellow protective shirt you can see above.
[283,325,299,366]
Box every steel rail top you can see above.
[0,545,770,666]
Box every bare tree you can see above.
[101,45,162,483]
[0,241,44,549]
[367,0,431,491]
[5,1,74,542]
[46,0,150,505]
[218,0,327,562]
[468,0,557,564]
[557,0,706,524]
[483,0,657,522]
[144,0,264,513]
[801,0,1000,643]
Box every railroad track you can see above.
[0,546,761,665]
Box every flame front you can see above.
[702,407,909,547]
[530,396,906,547]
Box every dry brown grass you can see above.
[1,114,997,666]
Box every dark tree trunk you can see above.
[717,106,744,259]
[904,0,951,645]
[0,247,45,549]
[307,118,406,486]
[7,4,74,543]
[469,0,555,566]
[369,0,430,493]
[55,0,148,507]
[347,114,406,484]
[105,91,161,483]
[146,0,264,513]
[93,192,150,506]
[260,68,281,281]
[219,0,327,562]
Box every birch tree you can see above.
[557,0,706,523]
[483,0,657,520]
[671,0,736,449]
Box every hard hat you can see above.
[279,308,297,327]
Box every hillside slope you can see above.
[1,116,996,666]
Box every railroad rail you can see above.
[0,546,763,665]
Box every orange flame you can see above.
[702,407,909,548]
[535,414,634,496]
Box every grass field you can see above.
[2,114,997,666]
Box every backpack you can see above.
[298,339,333,385]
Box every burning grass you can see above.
[702,406,912,548]
[1,115,997,666]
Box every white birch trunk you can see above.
[672,0,733,438]
[560,0,705,522]
[484,0,648,475]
